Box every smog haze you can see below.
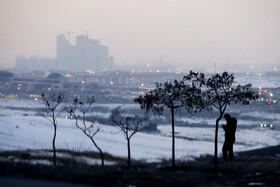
[0,0,280,69]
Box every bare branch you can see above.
[68,95,104,166]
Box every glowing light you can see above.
[110,81,114,85]
[48,88,51,91]
[82,80,85,84]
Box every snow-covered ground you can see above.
[0,115,216,162]
[1,99,280,162]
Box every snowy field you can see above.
[1,99,280,162]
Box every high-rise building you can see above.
[56,34,114,72]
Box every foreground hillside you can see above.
[0,145,279,186]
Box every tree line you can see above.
[41,71,257,170]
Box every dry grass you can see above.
[0,149,280,186]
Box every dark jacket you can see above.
[223,117,237,143]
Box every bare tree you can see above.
[184,71,257,170]
[110,106,147,169]
[41,93,64,166]
[68,96,104,167]
[134,79,202,167]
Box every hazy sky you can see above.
[0,0,280,69]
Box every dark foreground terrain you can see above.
[0,146,280,187]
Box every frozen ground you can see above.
[1,99,280,162]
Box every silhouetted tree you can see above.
[69,96,104,167]
[41,93,64,166]
[184,71,257,170]
[134,79,202,167]
[110,106,147,169]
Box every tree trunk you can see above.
[91,138,104,167]
[98,147,104,167]
[127,138,131,169]
[214,115,222,171]
[52,124,57,166]
[171,107,175,168]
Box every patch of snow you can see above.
[77,156,116,166]
[29,159,53,165]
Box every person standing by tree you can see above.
[184,71,257,170]
[222,113,237,161]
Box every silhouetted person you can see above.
[222,113,237,161]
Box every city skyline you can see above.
[57,34,113,72]
[0,0,280,69]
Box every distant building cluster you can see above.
[15,56,56,73]
[0,70,182,96]
[1,70,280,110]
[14,34,114,73]
[57,34,114,72]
